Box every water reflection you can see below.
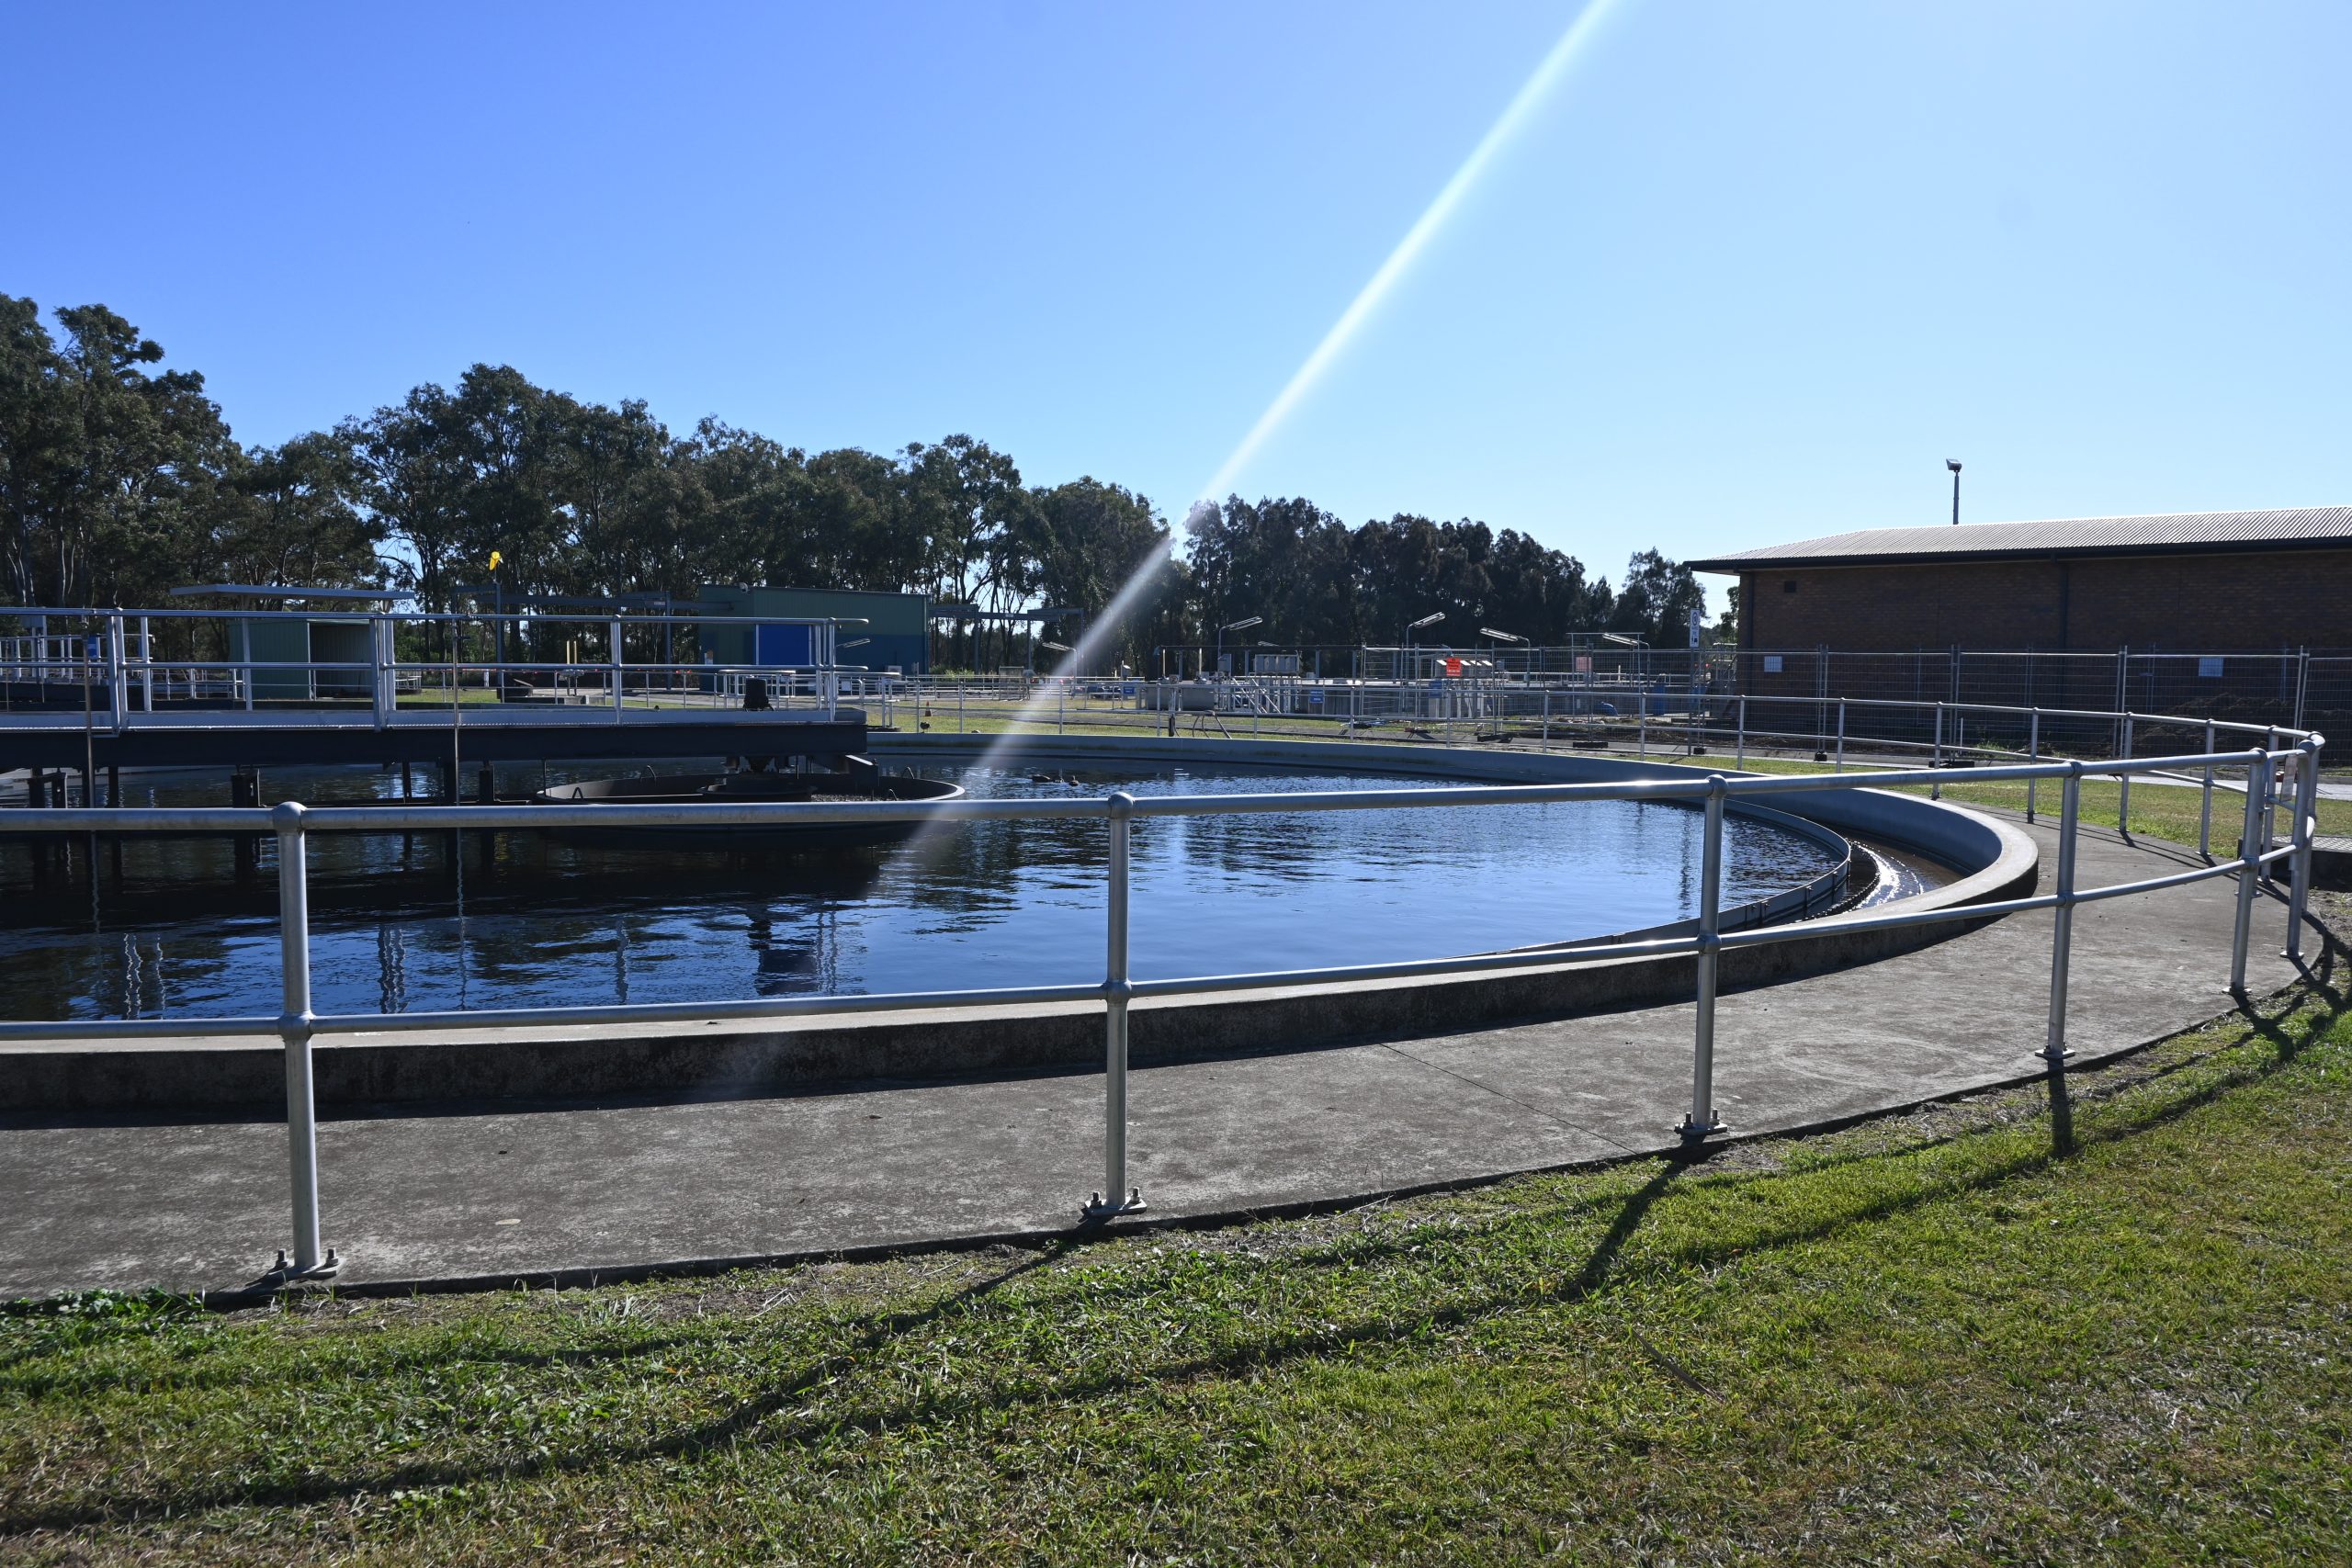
[0,762,1838,1021]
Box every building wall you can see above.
[1736,547,2352,656]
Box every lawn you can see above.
[1657,750,2352,850]
[5,907,2348,1564]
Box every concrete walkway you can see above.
[0,814,2307,1299]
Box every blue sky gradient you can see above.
[6,1,2346,584]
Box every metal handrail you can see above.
[0,722,2326,1280]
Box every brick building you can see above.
[1688,508,2352,732]
[1690,507,2352,656]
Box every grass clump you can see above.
[5,934,2350,1563]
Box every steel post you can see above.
[1835,698,1846,773]
[1736,696,1747,768]
[107,615,127,731]
[1088,793,1144,1216]
[274,803,332,1278]
[2229,751,2267,998]
[610,619,625,716]
[2287,739,2319,964]
[1678,775,1728,1141]
[2199,719,2216,860]
[2260,728,2280,882]
[2117,716,2133,836]
[2026,708,2041,823]
[2042,766,2082,1063]
[1930,703,1943,798]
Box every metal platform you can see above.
[0,705,870,772]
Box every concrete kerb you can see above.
[180,946,2332,1313]
[0,735,2036,1113]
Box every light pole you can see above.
[1405,611,1444,674]
[1479,626,1527,678]
[1947,458,1962,525]
[1216,615,1262,679]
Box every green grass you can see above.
[1916,774,2352,845]
[6,915,2351,1564]
[1657,750,2352,849]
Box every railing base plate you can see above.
[1081,1190,1148,1222]
[259,1247,340,1287]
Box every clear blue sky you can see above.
[7,1,2346,596]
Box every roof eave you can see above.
[1686,536,2352,574]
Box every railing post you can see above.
[611,618,625,717]
[1736,695,1747,768]
[2287,739,2320,965]
[2199,718,2216,860]
[106,614,127,731]
[2026,708,2041,823]
[1541,687,1551,750]
[2259,728,2280,882]
[370,614,390,729]
[1930,702,1944,798]
[2229,750,2268,998]
[2042,764,2082,1064]
[2117,716,2134,837]
[1835,697,1846,773]
[273,802,334,1280]
[1678,775,1728,1142]
[1638,696,1647,760]
[1087,793,1145,1217]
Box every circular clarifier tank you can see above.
[0,757,1854,1024]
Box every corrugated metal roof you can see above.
[1687,507,2352,571]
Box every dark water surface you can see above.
[0,761,1842,1021]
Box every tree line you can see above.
[0,296,1709,670]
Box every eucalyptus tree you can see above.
[1026,477,1174,670]
[900,434,1029,668]
[209,430,386,590]
[1609,547,1706,648]
[0,301,237,607]
[0,294,69,606]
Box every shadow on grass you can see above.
[6,946,2346,1535]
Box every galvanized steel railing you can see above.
[0,716,2327,1287]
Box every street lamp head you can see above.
[1408,612,1445,631]
[1478,626,1527,644]
[1221,615,1264,633]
